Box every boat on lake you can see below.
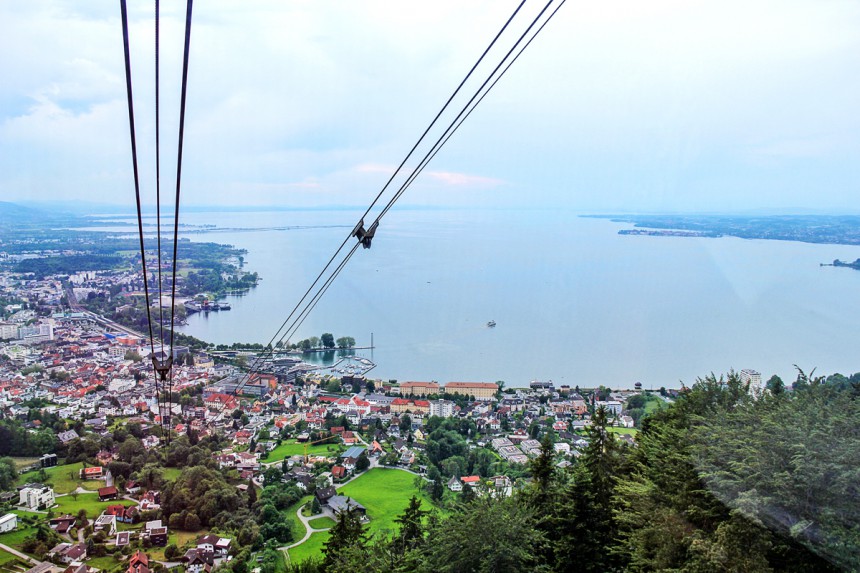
[487,320,496,328]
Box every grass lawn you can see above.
[307,516,335,529]
[285,496,312,542]
[0,549,28,568]
[18,462,85,494]
[87,556,122,571]
[288,531,329,564]
[338,468,436,537]
[162,467,183,482]
[8,457,40,471]
[607,427,639,436]
[643,396,666,415]
[0,522,39,555]
[80,480,104,491]
[53,493,135,519]
[267,440,344,462]
[172,529,204,547]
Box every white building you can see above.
[19,484,55,510]
[595,400,623,417]
[0,322,17,340]
[429,399,455,418]
[740,369,763,393]
[0,513,17,533]
[107,378,136,394]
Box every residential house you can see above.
[80,466,104,480]
[98,486,118,501]
[326,496,366,518]
[447,476,463,492]
[49,514,77,534]
[94,514,117,536]
[183,549,214,573]
[0,513,17,533]
[128,551,150,573]
[115,532,131,548]
[196,534,231,557]
[19,483,55,510]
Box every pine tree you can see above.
[322,505,367,572]
[247,478,257,508]
[393,496,426,552]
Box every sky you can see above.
[1,0,859,213]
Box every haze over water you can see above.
[169,208,860,389]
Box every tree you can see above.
[184,512,201,531]
[308,336,320,348]
[530,432,555,502]
[320,333,335,349]
[124,350,143,362]
[322,505,367,571]
[311,496,322,515]
[336,336,355,348]
[766,374,785,395]
[0,457,18,491]
[399,414,412,434]
[421,496,546,572]
[355,452,370,472]
[247,479,257,508]
[393,496,426,552]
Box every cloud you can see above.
[424,171,504,187]
[0,0,858,211]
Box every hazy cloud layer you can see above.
[1,0,858,212]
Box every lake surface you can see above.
[156,208,860,388]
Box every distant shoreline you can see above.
[585,213,860,247]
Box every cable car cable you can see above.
[120,0,158,365]
[235,0,564,395]
[233,1,530,390]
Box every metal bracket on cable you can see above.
[152,355,173,382]
[352,219,379,249]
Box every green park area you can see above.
[267,439,345,461]
[288,530,330,564]
[53,493,135,520]
[307,516,336,529]
[607,427,638,436]
[288,468,435,564]
[18,462,86,494]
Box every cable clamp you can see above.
[152,355,173,382]
[352,219,379,249]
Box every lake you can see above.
[157,208,860,388]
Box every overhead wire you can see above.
[377,0,566,224]
[154,0,165,439]
[233,0,565,394]
[233,0,531,390]
[165,0,195,445]
[120,0,158,368]
[120,0,195,443]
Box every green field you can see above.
[18,462,85,494]
[284,496,312,543]
[336,468,434,536]
[7,457,40,471]
[87,556,121,571]
[307,516,335,529]
[607,427,639,436]
[288,531,330,564]
[53,493,135,519]
[0,549,28,569]
[643,395,667,415]
[267,440,345,461]
[0,521,39,556]
[285,468,433,564]
[162,467,183,481]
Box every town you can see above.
[0,267,694,572]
